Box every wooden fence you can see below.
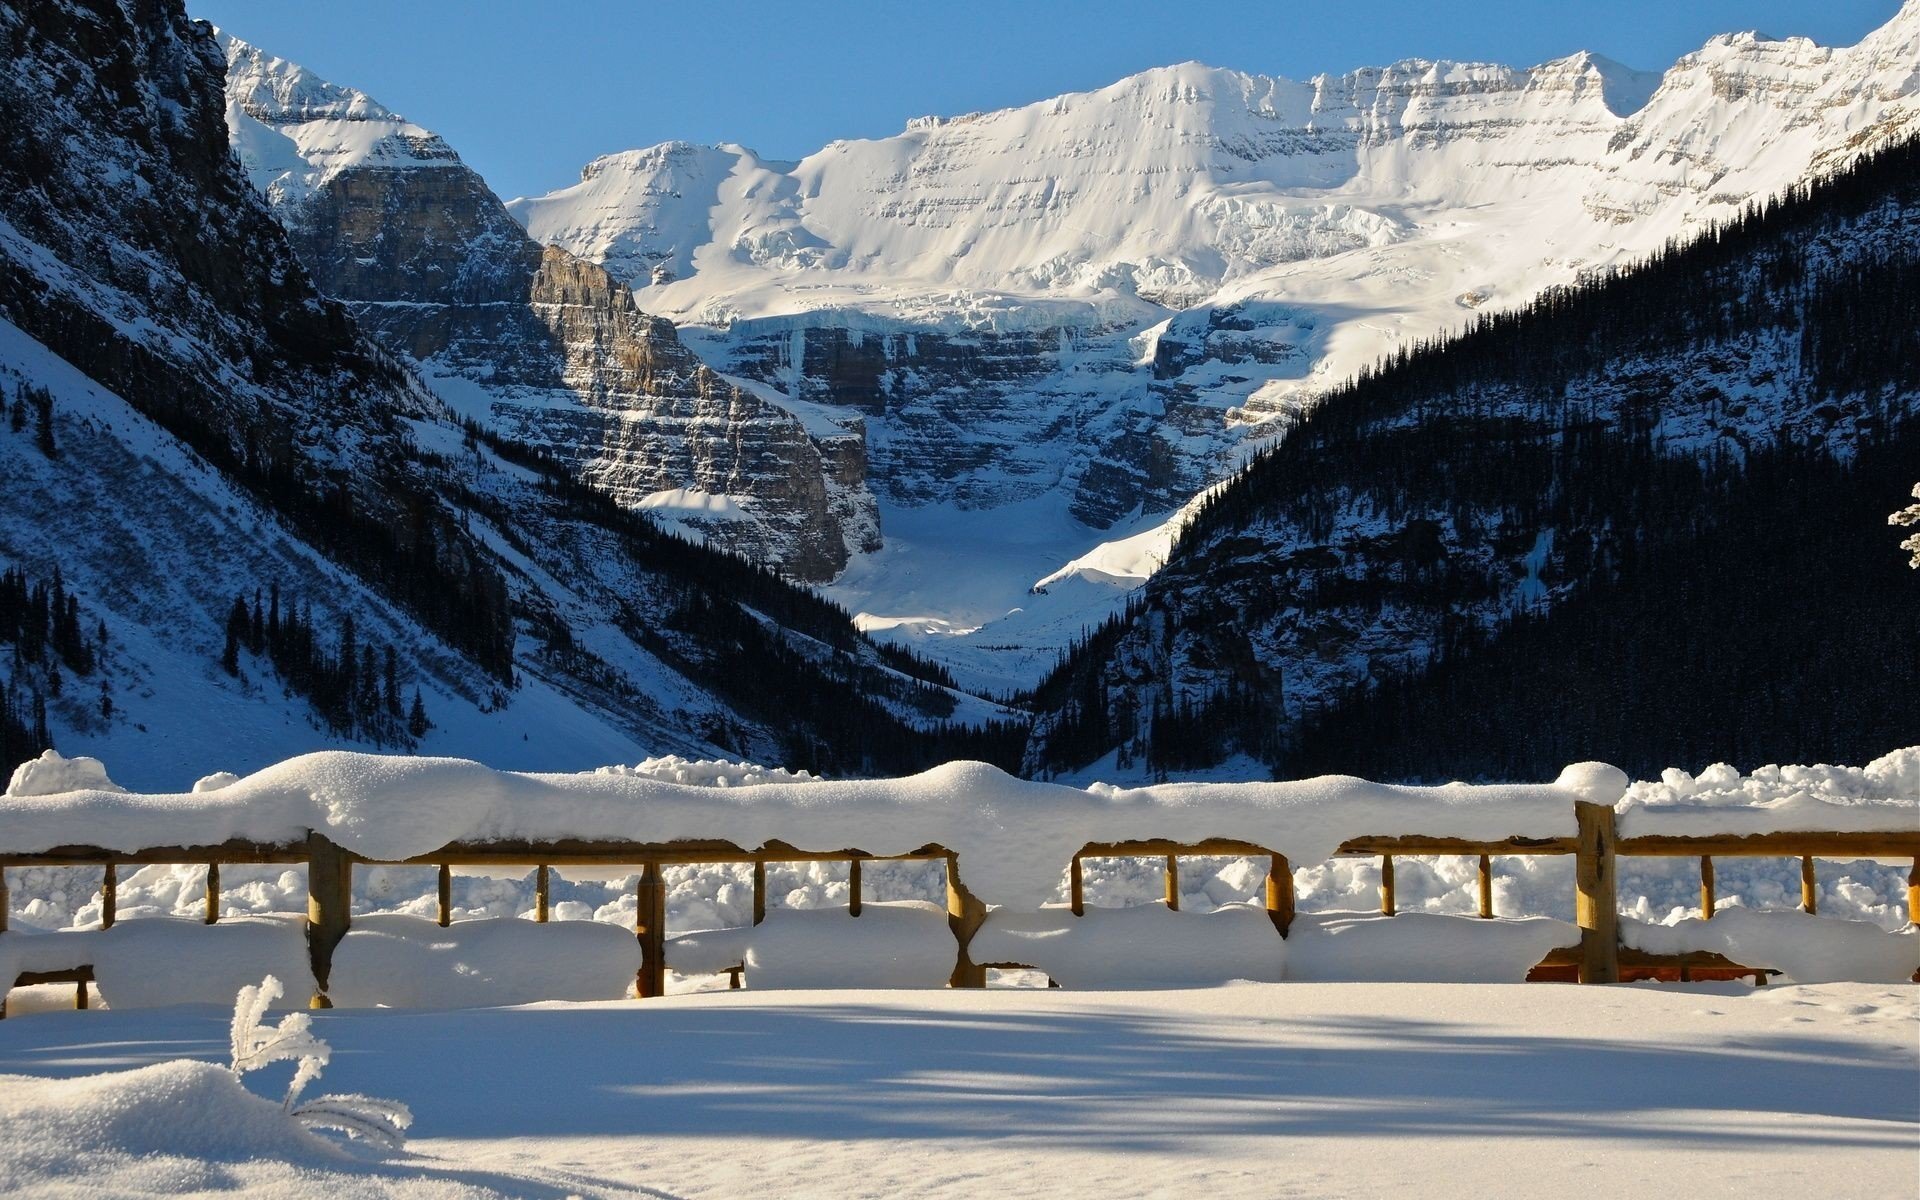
[2,801,1915,1010]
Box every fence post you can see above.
[752,858,767,926]
[636,860,666,999]
[849,857,863,918]
[536,865,550,923]
[101,863,116,929]
[945,853,987,988]
[1800,856,1817,915]
[204,862,220,924]
[1574,801,1619,984]
[1379,855,1396,916]
[306,832,352,1009]
[1069,855,1085,916]
[1477,854,1493,919]
[1909,859,1919,930]
[1163,855,1180,911]
[436,863,452,927]
[1265,854,1294,937]
[1700,856,1715,919]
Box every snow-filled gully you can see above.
[0,749,1915,1010]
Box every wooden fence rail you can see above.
[1,815,1914,1010]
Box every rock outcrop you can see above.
[221,34,876,580]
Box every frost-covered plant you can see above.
[1893,483,1920,569]
[228,976,413,1151]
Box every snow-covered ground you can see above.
[1,982,1913,1198]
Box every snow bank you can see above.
[6,749,126,796]
[0,752,1633,911]
[1622,909,1920,984]
[0,1060,347,1184]
[329,914,639,1008]
[665,924,755,975]
[1285,913,1578,983]
[1617,749,1920,837]
[0,917,311,1010]
[744,902,956,989]
[974,902,1285,986]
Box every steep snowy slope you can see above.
[0,0,1013,788]
[220,34,877,582]
[513,4,1919,683]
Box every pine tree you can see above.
[407,689,429,739]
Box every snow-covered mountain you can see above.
[511,3,1919,690]
[0,0,1008,788]
[220,34,878,581]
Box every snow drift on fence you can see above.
[1622,910,1920,984]
[1284,913,1579,982]
[0,916,311,1010]
[0,751,1636,909]
[743,902,958,989]
[973,902,1286,986]
[329,914,639,1008]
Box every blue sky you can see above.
[189,0,1899,202]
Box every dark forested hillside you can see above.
[1023,136,1920,781]
[0,0,1019,780]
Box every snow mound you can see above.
[593,756,822,788]
[1285,913,1579,982]
[1623,909,1920,984]
[0,1060,345,1185]
[7,749,126,797]
[329,914,639,1008]
[0,917,312,1011]
[1617,752,1920,837]
[744,901,956,989]
[974,902,1285,987]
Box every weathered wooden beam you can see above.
[1069,856,1084,917]
[305,833,352,1009]
[1266,854,1294,937]
[436,863,452,927]
[1379,855,1396,916]
[1477,854,1493,919]
[849,857,863,918]
[1700,856,1715,919]
[1080,838,1272,859]
[101,863,116,929]
[0,866,9,934]
[635,861,666,1000]
[1616,832,1920,858]
[1164,855,1180,911]
[1574,802,1619,984]
[1800,855,1818,915]
[1343,835,1578,856]
[203,863,219,925]
[945,855,987,988]
[535,865,550,923]
[752,858,767,926]
[0,840,306,867]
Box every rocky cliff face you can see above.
[221,34,877,580]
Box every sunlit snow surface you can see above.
[0,983,1914,1197]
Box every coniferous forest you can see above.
[1022,135,1920,781]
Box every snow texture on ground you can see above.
[0,982,1913,1198]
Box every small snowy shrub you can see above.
[228,975,413,1151]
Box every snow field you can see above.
[1,981,1914,1198]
